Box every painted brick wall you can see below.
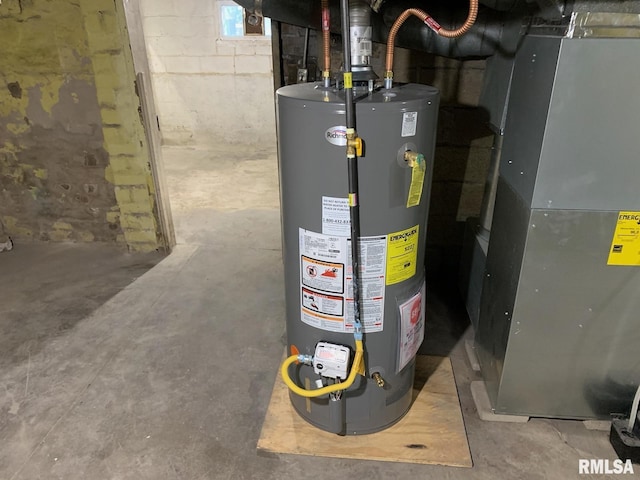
[139,0,276,146]
[0,0,163,252]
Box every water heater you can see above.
[277,83,439,434]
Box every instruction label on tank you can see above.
[302,288,344,316]
[401,112,418,137]
[345,236,387,333]
[299,229,386,333]
[397,283,426,372]
[607,212,640,266]
[322,196,351,236]
[386,225,419,285]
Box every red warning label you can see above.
[301,256,344,294]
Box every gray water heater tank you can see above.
[277,82,440,434]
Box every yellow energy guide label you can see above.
[607,211,640,266]
[386,225,419,285]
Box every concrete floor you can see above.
[0,145,626,479]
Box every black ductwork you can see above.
[235,0,640,59]
[375,1,520,58]
[234,0,528,58]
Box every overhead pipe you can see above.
[371,0,524,12]
[384,0,479,88]
[233,0,523,59]
[375,2,515,59]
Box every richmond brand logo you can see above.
[325,126,347,146]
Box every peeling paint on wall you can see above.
[0,0,163,251]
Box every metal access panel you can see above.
[477,180,640,418]
[475,32,640,419]
[499,36,640,211]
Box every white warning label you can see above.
[299,229,386,333]
[322,196,351,237]
[345,277,385,332]
[401,111,418,137]
[299,229,346,263]
[345,236,387,333]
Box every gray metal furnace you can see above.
[277,83,439,434]
[474,15,640,419]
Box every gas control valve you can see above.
[313,342,351,380]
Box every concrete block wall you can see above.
[279,24,320,85]
[139,0,276,146]
[0,0,163,252]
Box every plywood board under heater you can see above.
[257,355,472,467]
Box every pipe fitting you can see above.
[372,372,385,388]
[347,134,363,157]
[297,354,313,365]
[404,150,424,168]
[322,70,331,88]
[384,71,393,89]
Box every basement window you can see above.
[220,3,271,38]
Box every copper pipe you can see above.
[437,0,479,38]
[321,0,331,77]
[384,0,479,82]
[385,8,426,75]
